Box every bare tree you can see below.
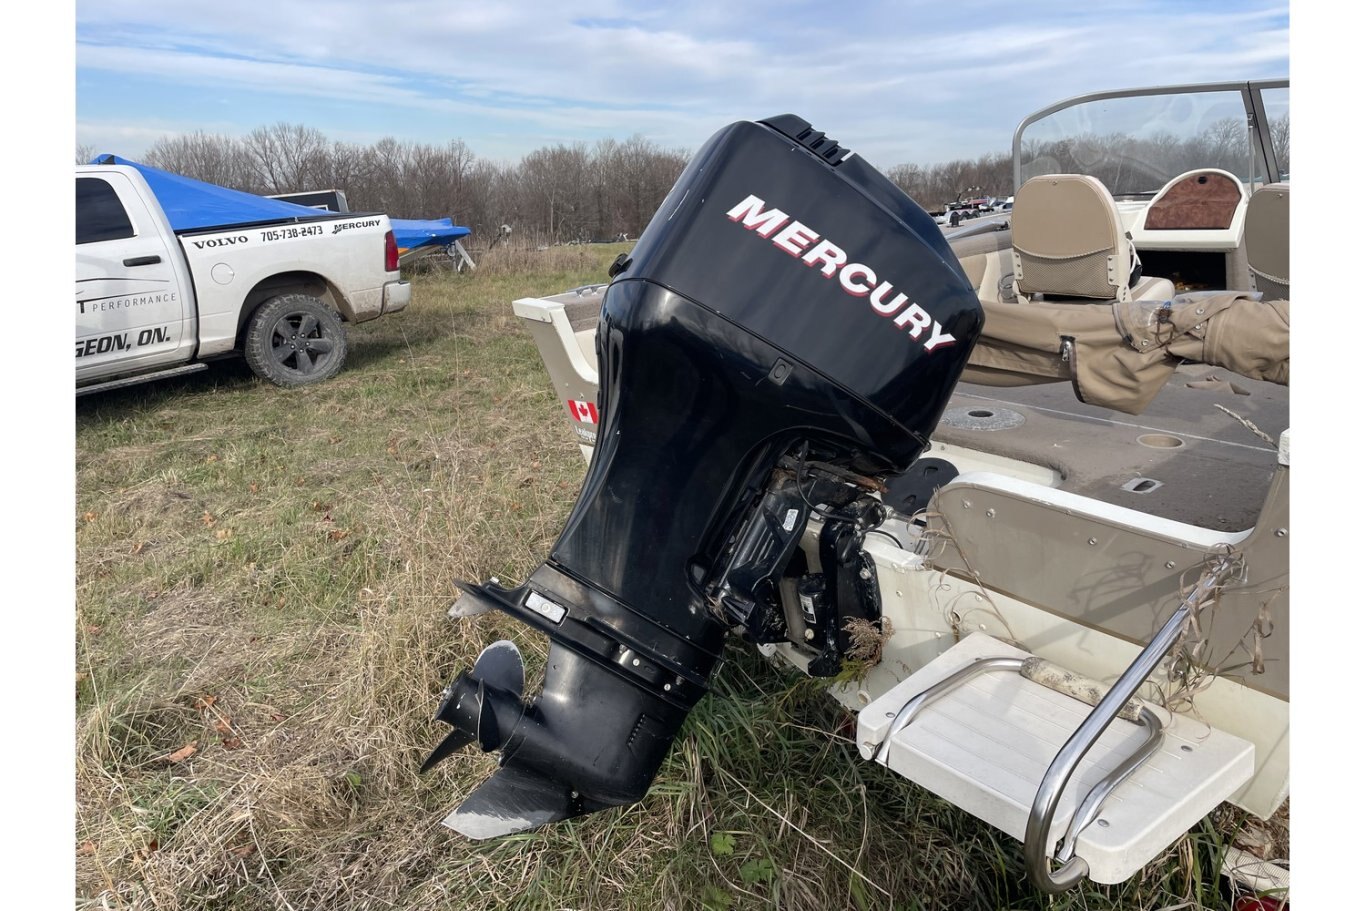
[244,123,330,194]
[1270,114,1290,178]
[146,131,258,189]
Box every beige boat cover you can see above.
[960,293,1289,414]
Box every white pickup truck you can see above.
[76,162,411,393]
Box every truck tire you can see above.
[243,294,348,387]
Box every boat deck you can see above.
[935,218,1286,532]
[936,368,1286,532]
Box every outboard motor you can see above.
[423,115,983,838]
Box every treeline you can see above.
[83,124,689,248]
[885,156,1015,210]
[78,123,1020,247]
[77,114,1287,249]
[884,114,1290,206]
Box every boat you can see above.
[389,217,474,268]
[424,80,1290,900]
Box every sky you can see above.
[75,0,1288,169]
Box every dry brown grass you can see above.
[76,245,1252,911]
[472,240,612,277]
[76,252,602,910]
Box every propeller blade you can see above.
[421,674,482,773]
[475,679,502,752]
[442,764,584,839]
[422,641,527,773]
[420,726,475,773]
[471,639,524,697]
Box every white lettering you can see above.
[869,282,907,315]
[724,193,962,354]
[923,322,957,352]
[838,263,877,296]
[771,221,819,257]
[726,195,790,238]
[801,239,847,277]
[893,303,932,338]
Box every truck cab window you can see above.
[76,177,135,244]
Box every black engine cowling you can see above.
[423,115,983,838]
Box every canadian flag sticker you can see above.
[566,399,598,424]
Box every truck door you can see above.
[75,173,189,382]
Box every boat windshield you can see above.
[1014,81,1288,199]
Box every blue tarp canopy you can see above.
[93,154,330,232]
[391,217,471,254]
[92,156,474,249]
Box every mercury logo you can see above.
[725,195,956,353]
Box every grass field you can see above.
[76,243,1267,910]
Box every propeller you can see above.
[419,640,524,773]
[422,638,590,838]
[424,631,692,840]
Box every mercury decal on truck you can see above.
[76,327,172,357]
[725,194,957,353]
[332,218,382,235]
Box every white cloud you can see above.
[78,44,437,108]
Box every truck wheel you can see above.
[243,294,348,387]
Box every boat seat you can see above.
[1012,175,1175,304]
[1246,182,1289,300]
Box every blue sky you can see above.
[75,1,1288,168]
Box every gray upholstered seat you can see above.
[1245,183,1289,300]
[1012,174,1175,303]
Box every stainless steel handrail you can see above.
[1056,706,1165,863]
[1023,557,1233,892]
[872,657,1162,873]
[873,656,1024,765]
[870,557,1232,892]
